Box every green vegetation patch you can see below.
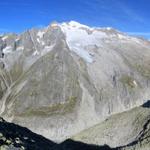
[120,75,137,88]
[135,64,150,79]
[18,96,77,117]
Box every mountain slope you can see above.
[0,21,150,142]
[72,102,150,149]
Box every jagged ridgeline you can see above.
[0,21,150,149]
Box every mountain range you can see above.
[0,21,150,149]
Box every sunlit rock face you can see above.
[0,21,150,142]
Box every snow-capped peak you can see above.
[61,21,90,29]
[59,21,108,63]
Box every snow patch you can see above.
[41,41,45,46]
[106,27,112,30]
[117,34,126,39]
[37,31,45,38]
[3,46,12,53]
[2,36,8,41]
[15,38,20,42]
[70,44,93,63]
[66,21,89,28]
[16,46,24,51]
[133,80,138,87]
[42,45,53,54]
[37,38,40,43]
[37,38,45,46]
[33,50,39,56]
[32,45,54,56]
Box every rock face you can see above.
[0,21,150,142]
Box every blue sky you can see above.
[0,0,150,39]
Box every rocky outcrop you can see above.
[72,102,150,150]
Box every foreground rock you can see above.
[72,102,150,150]
[0,117,57,150]
[0,117,115,150]
[0,110,150,150]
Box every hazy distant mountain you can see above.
[0,21,150,149]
